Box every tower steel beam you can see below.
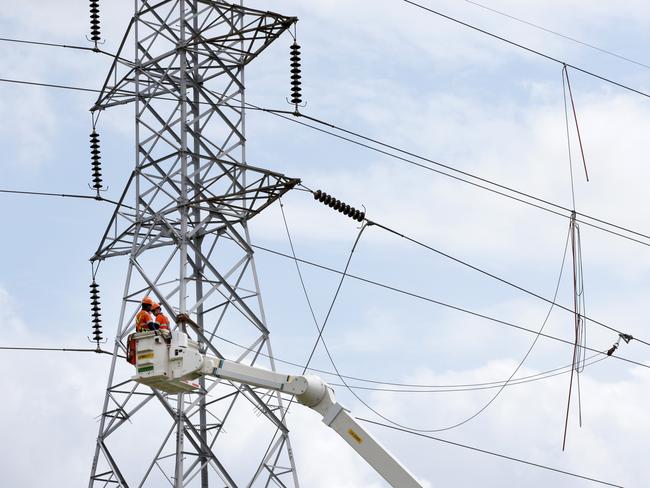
[88,2,300,486]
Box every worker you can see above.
[135,296,157,332]
[151,302,171,333]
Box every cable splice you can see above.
[89,281,103,345]
[313,189,365,222]
[90,130,104,195]
[290,42,303,112]
[89,1,101,45]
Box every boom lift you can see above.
[129,328,423,488]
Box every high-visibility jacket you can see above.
[135,310,154,332]
[155,313,171,331]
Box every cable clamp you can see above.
[619,332,633,344]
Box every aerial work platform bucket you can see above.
[129,330,202,394]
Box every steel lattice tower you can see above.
[88,2,300,486]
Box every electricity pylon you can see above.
[88,2,300,486]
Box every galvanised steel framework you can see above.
[88,2,300,486]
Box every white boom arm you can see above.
[131,330,423,488]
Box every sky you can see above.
[1,0,650,487]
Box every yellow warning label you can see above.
[347,428,363,444]
[137,353,154,360]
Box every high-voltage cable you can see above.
[300,223,369,375]
[3,71,649,248]
[247,241,649,370]
[0,346,112,354]
[0,36,103,54]
[358,418,624,488]
[253,106,650,249]
[369,219,648,347]
[461,0,650,70]
[349,224,570,433]
[4,25,649,100]
[0,77,101,94]
[0,188,127,207]
[292,189,565,432]
[271,198,626,435]
[329,355,607,393]
[215,332,605,392]
[398,0,650,100]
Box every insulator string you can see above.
[89,1,101,46]
[89,130,104,195]
[290,42,303,112]
[313,189,366,222]
[89,280,104,346]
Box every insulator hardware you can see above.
[90,281,103,344]
[619,333,633,344]
[314,190,365,222]
[90,130,103,191]
[290,42,303,108]
[89,0,101,43]
[606,343,618,357]
[607,332,634,356]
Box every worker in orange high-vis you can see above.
[135,296,157,332]
[151,302,171,332]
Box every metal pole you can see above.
[175,0,189,483]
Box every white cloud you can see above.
[0,287,107,486]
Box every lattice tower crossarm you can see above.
[88,1,301,487]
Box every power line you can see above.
[358,418,623,488]
[272,205,594,440]
[248,241,649,370]
[0,36,105,55]
[367,219,649,347]
[300,223,369,375]
[331,355,607,393]
[0,76,101,94]
[270,202,631,434]
[0,346,111,355]
[0,188,126,207]
[398,0,650,100]
[461,0,650,70]
[0,36,130,67]
[253,209,370,480]
[363,224,570,432]
[283,193,573,433]
[214,329,606,393]
[4,23,649,101]
[3,72,649,250]
[278,199,324,353]
[6,70,650,345]
[214,332,605,391]
[254,106,650,250]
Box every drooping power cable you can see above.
[247,240,649,370]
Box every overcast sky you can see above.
[1,1,650,487]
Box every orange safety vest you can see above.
[135,310,154,332]
[155,313,171,331]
